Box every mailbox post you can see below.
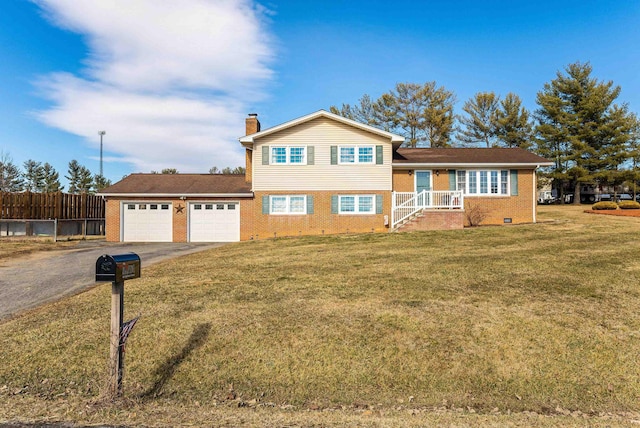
[96,253,141,398]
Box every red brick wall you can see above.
[172,199,187,242]
[105,199,120,242]
[239,198,255,241]
[392,169,413,192]
[392,168,537,225]
[399,210,465,231]
[245,149,252,183]
[105,197,254,242]
[462,170,535,225]
[248,190,392,239]
[104,170,537,242]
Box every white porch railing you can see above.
[391,190,464,228]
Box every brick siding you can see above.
[248,190,392,240]
[105,199,121,242]
[398,210,465,231]
[463,170,535,225]
[105,197,255,242]
[392,169,536,225]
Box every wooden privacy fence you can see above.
[0,191,105,220]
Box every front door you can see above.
[415,171,432,193]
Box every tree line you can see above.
[150,166,246,174]
[0,153,112,194]
[330,61,640,202]
[0,156,248,194]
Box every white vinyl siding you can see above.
[253,117,392,191]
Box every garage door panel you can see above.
[189,202,240,242]
[123,202,172,242]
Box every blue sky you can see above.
[1,0,639,187]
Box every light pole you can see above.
[98,131,106,177]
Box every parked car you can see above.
[537,191,558,205]
[614,194,633,202]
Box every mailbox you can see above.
[96,253,141,282]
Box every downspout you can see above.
[532,167,538,223]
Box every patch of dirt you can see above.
[584,209,640,217]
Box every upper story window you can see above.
[271,146,306,165]
[339,145,374,164]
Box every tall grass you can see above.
[1,205,639,425]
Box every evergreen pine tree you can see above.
[66,160,93,194]
[535,62,635,203]
[0,152,24,192]
[93,174,112,192]
[494,93,533,149]
[41,163,63,192]
[23,159,45,192]
[330,82,456,147]
[457,92,500,147]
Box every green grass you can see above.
[1,205,640,426]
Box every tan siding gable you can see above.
[253,117,392,191]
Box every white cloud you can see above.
[32,0,275,174]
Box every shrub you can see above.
[618,200,640,210]
[591,201,618,210]
[466,203,489,226]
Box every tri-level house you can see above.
[100,110,553,242]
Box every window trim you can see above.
[458,170,510,196]
[456,170,466,194]
[269,195,308,215]
[338,194,376,214]
[338,145,375,165]
[270,145,307,165]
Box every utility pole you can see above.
[98,131,106,177]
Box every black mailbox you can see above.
[96,253,141,282]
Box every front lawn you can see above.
[1,205,639,427]
[0,236,89,261]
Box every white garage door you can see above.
[189,202,240,242]
[123,202,173,242]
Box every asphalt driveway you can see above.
[0,241,225,320]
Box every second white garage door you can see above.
[189,202,240,242]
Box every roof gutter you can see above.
[392,162,555,168]
[99,193,254,198]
